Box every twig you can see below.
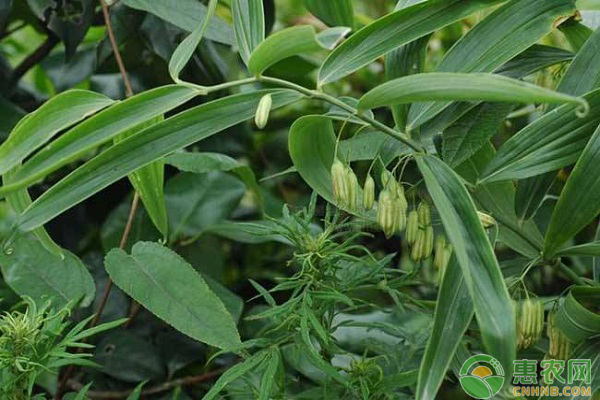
[67,368,227,399]
[9,34,59,88]
[100,0,133,97]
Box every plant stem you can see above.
[257,76,425,152]
[100,0,133,97]
[556,262,587,286]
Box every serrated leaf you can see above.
[232,0,265,64]
[417,256,473,400]
[545,124,600,256]
[318,0,505,86]
[105,242,240,349]
[417,155,516,383]
[358,73,587,112]
[480,89,600,183]
[407,0,577,129]
[14,89,301,231]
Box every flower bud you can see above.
[396,206,407,232]
[345,167,360,211]
[477,211,496,228]
[377,189,397,238]
[363,174,375,210]
[406,210,419,244]
[547,312,571,360]
[331,159,348,206]
[411,229,425,261]
[396,184,408,212]
[434,234,447,257]
[381,170,397,193]
[418,202,431,226]
[254,94,272,129]
[422,226,434,259]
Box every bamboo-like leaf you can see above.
[554,286,600,343]
[258,347,281,400]
[407,0,577,129]
[115,117,168,237]
[122,0,233,45]
[544,124,600,256]
[248,26,348,76]
[514,173,556,223]
[105,242,240,349]
[558,241,600,256]
[168,0,217,82]
[359,73,588,112]
[417,256,473,400]
[559,19,594,51]
[480,89,600,183]
[232,0,265,64]
[0,90,113,175]
[556,26,600,99]
[318,0,505,86]
[202,351,268,400]
[416,155,516,382]
[15,90,302,231]
[304,0,354,28]
[0,85,198,198]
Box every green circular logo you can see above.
[459,354,505,399]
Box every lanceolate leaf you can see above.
[115,117,168,237]
[480,89,600,183]
[358,73,587,112]
[514,173,556,223]
[559,19,594,51]
[554,286,600,343]
[15,90,302,231]
[544,124,600,256]
[407,0,577,130]
[304,0,354,28]
[168,0,217,82]
[0,85,199,198]
[232,0,265,64]
[555,26,600,98]
[122,0,233,45]
[318,0,505,86]
[105,242,240,350]
[0,90,113,175]
[248,26,348,76]
[417,256,473,400]
[417,155,516,380]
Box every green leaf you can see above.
[496,44,574,79]
[544,124,600,256]
[15,89,301,231]
[442,102,514,167]
[480,89,600,183]
[318,0,505,86]
[232,0,265,64]
[556,26,600,98]
[116,117,168,237]
[258,347,281,400]
[406,0,577,129]
[0,235,95,308]
[417,256,473,400]
[122,0,233,45]
[358,72,587,112]
[514,173,556,222]
[0,90,113,175]
[304,0,354,28]
[166,151,264,211]
[165,172,246,240]
[202,351,268,400]
[248,26,348,76]
[554,286,600,343]
[558,241,600,256]
[126,381,146,400]
[168,0,217,82]
[416,155,516,381]
[559,19,594,51]
[105,242,240,350]
[0,85,198,198]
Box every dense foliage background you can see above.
[0,0,599,399]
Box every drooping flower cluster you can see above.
[514,298,544,349]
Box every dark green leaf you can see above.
[554,286,600,343]
[105,242,240,350]
[514,173,556,223]
[304,0,353,28]
[232,0,265,64]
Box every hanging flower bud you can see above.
[434,235,447,270]
[396,183,408,212]
[411,228,425,261]
[422,226,434,259]
[547,312,571,360]
[377,189,397,238]
[396,205,407,232]
[418,202,431,226]
[517,299,544,349]
[345,167,360,211]
[477,211,496,228]
[254,94,272,129]
[381,169,397,193]
[363,174,375,210]
[331,159,348,206]
[406,210,419,244]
